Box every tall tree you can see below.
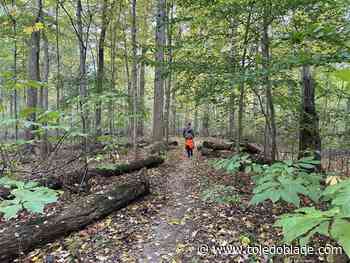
[131,0,138,155]
[164,0,174,142]
[25,0,42,142]
[95,0,111,137]
[152,0,166,141]
[261,0,277,161]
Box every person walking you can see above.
[183,122,195,158]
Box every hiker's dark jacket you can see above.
[183,127,195,138]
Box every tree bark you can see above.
[25,0,42,142]
[131,0,138,157]
[137,47,146,136]
[40,32,49,158]
[152,0,166,141]
[0,181,149,263]
[261,0,277,161]
[201,104,210,137]
[95,0,110,137]
[298,65,321,168]
[76,0,89,151]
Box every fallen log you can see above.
[167,140,178,146]
[42,156,164,189]
[202,141,234,151]
[89,156,164,177]
[202,141,263,155]
[242,143,263,155]
[199,147,233,158]
[0,181,149,263]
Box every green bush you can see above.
[210,154,251,174]
[274,206,350,256]
[250,157,322,207]
[0,177,60,220]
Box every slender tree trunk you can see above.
[261,0,277,161]
[95,0,109,137]
[299,65,321,168]
[228,94,235,139]
[201,104,210,137]
[12,0,18,140]
[25,0,42,142]
[164,0,174,142]
[39,32,49,158]
[152,0,166,141]
[137,47,146,136]
[171,79,176,135]
[131,0,138,157]
[109,6,119,135]
[235,4,252,151]
[55,0,62,137]
[77,0,88,151]
[122,19,131,137]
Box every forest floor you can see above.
[9,141,334,263]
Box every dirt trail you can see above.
[137,149,199,262]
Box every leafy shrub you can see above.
[322,178,350,214]
[201,184,240,205]
[211,154,251,174]
[274,174,350,257]
[0,177,60,220]
[274,206,350,256]
[250,157,322,207]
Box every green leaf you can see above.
[331,219,350,257]
[0,202,22,220]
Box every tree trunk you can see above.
[201,103,210,137]
[235,4,252,152]
[228,94,235,139]
[109,11,118,135]
[122,15,132,137]
[261,1,277,161]
[171,76,177,136]
[25,0,42,142]
[11,1,19,141]
[40,32,49,158]
[164,0,174,142]
[152,0,166,141]
[131,0,138,157]
[0,181,149,263]
[137,47,146,136]
[77,0,88,152]
[299,65,321,168]
[95,0,109,137]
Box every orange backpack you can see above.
[185,138,194,149]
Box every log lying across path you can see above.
[0,181,150,263]
[89,156,164,177]
[39,156,164,190]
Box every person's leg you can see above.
[190,148,193,158]
[185,146,190,158]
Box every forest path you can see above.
[137,146,200,262]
